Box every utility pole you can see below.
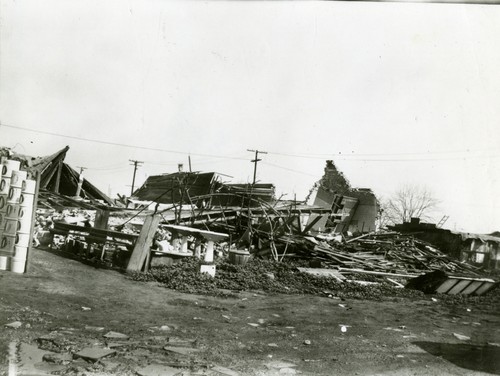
[129,160,143,196]
[247,149,267,185]
[75,166,86,198]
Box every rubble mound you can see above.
[130,258,425,300]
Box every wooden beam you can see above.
[301,215,323,234]
[126,214,161,272]
[54,160,63,194]
[337,267,421,278]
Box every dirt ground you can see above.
[1,247,500,376]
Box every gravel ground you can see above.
[1,247,500,375]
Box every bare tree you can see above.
[380,184,440,226]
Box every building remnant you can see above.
[306,160,379,234]
[390,218,500,270]
[0,146,114,207]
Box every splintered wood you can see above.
[269,232,480,276]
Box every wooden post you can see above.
[94,209,110,229]
[194,239,202,259]
[204,240,214,263]
[180,236,189,253]
[126,214,161,272]
[25,171,40,273]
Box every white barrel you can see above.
[10,170,27,188]
[10,257,25,273]
[3,218,19,235]
[22,179,36,194]
[0,195,7,211]
[0,255,9,270]
[0,178,10,195]
[18,208,32,229]
[14,246,28,259]
[19,193,34,208]
[17,218,31,234]
[15,233,30,247]
[0,233,16,252]
[7,186,22,203]
[1,160,21,178]
[5,204,20,218]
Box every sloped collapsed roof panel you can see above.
[132,172,218,204]
[132,172,276,207]
[1,146,113,205]
[55,164,115,206]
[1,146,69,187]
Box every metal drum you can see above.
[0,233,16,255]
[1,160,20,178]
[22,179,36,194]
[0,255,10,270]
[3,218,19,235]
[7,186,22,203]
[0,178,10,195]
[0,195,7,211]
[10,170,27,188]
[19,193,34,208]
[10,257,25,273]
[15,233,30,247]
[5,204,20,219]
[14,245,28,259]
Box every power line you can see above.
[3,122,498,164]
[266,148,500,160]
[0,122,248,161]
[261,161,318,178]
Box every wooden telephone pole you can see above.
[129,160,143,196]
[247,149,267,185]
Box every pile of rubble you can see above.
[270,232,481,276]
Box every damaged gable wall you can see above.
[308,160,378,234]
[319,160,351,195]
[346,189,379,233]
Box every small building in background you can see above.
[390,218,500,270]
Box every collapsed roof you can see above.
[131,172,220,205]
[0,146,114,206]
[131,172,275,208]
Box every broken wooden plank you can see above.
[297,267,346,282]
[338,268,420,278]
[127,214,161,272]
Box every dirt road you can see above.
[1,248,499,375]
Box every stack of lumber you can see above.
[275,232,481,276]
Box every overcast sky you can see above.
[1,0,499,233]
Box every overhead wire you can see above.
[0,122,249,161]
[266,149,500,161]
[261,162,319,178]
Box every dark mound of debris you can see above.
[130,258,425,300]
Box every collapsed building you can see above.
[0,146,113,210]
[306,160,379,234]
[2,146,496,296]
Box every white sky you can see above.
[1,0,499,233]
